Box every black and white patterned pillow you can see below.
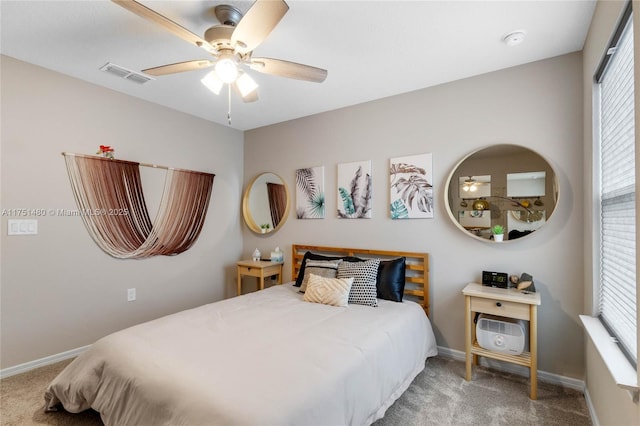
[337,259,380,307]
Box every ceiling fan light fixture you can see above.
[201,70,224,95]
[462,177,478,192]
[462,182,477,192]
[236,72,258,97]
[215,56,239,83]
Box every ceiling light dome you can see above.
[215,54,239,83]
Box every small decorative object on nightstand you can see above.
[462,282,541,399]
[252,248,261,262]
[270,246,284,262]
[237,259,283,296]
[514,272,537,293]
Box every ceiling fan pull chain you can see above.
[227,84,232,126]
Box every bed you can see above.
[44,245,437,425]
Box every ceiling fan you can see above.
[111,0,328,106]
[461,176,487,193]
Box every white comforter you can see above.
[45,283,437,426]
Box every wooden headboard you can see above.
[292,244,430,316]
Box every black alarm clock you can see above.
[482,270,509,288]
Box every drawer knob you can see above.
[496,302,502,307]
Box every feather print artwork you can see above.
[337,161,372,218]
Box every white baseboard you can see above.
[436,345,586,392]
[0,345,89,379]
[583,386,601,426]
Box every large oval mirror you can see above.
[242,173,290,234]
[445,145,558,242]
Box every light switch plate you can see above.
[8,219,38,235]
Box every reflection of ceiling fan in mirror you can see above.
[461,176,487,193]
[111,0,328,106]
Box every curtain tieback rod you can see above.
[61,152,214,177]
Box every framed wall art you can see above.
[389,153,434,219]
[295,166,325,219]
[337,160,372,219]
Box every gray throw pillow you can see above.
[299,259,343,293]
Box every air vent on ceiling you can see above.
[99,62,153,84]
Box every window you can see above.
[595,3,637,365]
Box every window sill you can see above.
[580,315,639,402]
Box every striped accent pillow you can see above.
[299,259,343,293]
[303,274,353,307]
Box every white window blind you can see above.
[597,11,637,364]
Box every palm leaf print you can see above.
[393,175,433,213]
[391,199,409,219]
[308,191,325,218]
[296,168,317,200]
[390,155,434,218]
[339,187,356,216]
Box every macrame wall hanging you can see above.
[62,153,215,259]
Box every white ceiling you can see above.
[1,1,596,131]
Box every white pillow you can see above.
[303,273,353,307]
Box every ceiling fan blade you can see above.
[250,57,327,83]
[112,0,211,50]
[142,60,215,76]
[232,81,259,103]
[231,0,289,54]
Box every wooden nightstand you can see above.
[236,260,283,296]
[462,282,541,399]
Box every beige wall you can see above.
[582,1,640,424]
[0,55,244,368]
[244,52,585,379]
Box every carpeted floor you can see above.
[0,359,100,426]
[1,356,591,425]
[374,357,591,426]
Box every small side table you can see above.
[462,282,541,399]
[236,260,283,296]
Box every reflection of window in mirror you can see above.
[459,209,491,229]
[507,172,545,197]
[459,175,491,198]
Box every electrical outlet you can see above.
[127,288,136,302]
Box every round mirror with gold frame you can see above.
[444,144,559,242]
[242,172,290,234]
